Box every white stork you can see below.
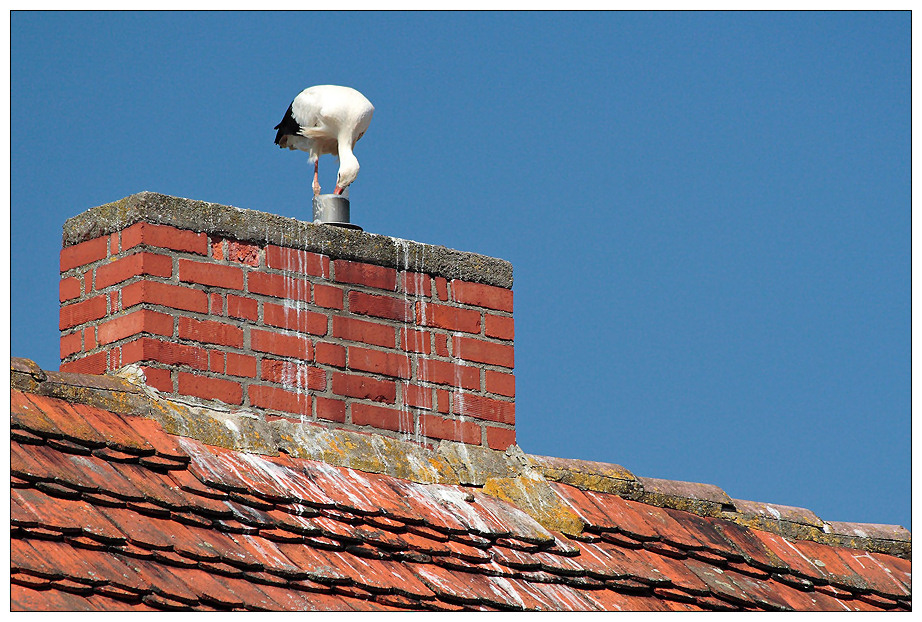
[274,85,374,196]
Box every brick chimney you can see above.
[59,192,515,450]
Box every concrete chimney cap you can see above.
[62,191,513,289]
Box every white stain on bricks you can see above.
[280,241,311,424]
[393,236,415,444]
[392,235,430,446]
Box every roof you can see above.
[11,357,912,611]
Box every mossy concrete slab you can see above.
[62,191,513,288]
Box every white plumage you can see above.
[274,85,374,196]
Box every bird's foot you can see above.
[312,183,322,196]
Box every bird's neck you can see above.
[336,135,360,190]
[337,136,357,165]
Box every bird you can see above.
[274,85,374,197]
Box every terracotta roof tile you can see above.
[750,528,830,580]
[662,507,747,561]
[838,549,912,597]
[11,391,74,440]
[69,402,158,455]
[551,481,623,531]
[9,362,911,611]
[20,392,110,448]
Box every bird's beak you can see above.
[334,186,343,195]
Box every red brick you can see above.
[315,397,347,423]
[227,295,258,321]
[251,329,313,360]
[121,281,209,314]
[228,241,260,266]
[485,314,514,341]
[210,293,225,315]
[97,309,174,345]
[59,277,82,302]
[178,258,244,290]
[400,327,430,354]
[139,366,172,392]
[121,222,208,256]
[451,280,513,312]
[314,283,344,309]
[263,302,328,335]
[59,295,108,330]
[209,350,225,373]
[401,272,431,297]
[315,342,346,368]
[485,370,515,398]
[211,237,225,260]
[348,291,413,322]
[333,260,397,291]
[61,236,108,272]
[266,246,329,277]
[177,317,243,348]
[417,359,480,391]
[226,353,258,378]
[404,384,433,410]
[454,393,515,425]
[436,389,450,414]
[348,346,411,380]
[332,372,396,403]
[486,426,516,451]
[248,384,311,415]
[108,347,122,369]
[261,359,326,390]
[434,277,449,301]
[248,271,310,301]
[63,290,116,332]
[83,270,93,295]
[416,302,481,334]
[120,337,209,370]
[332,316,395,348]
[452,335,514,369]
[434,333,450,357]
[94,252,173,290]
[60,332,82,358]
[109,232,119,255]
[83,327,97,351]
[178,373,242,404]
[420,414,482,445]
[58,288,95,330]
[351,403,409,433]
[60,351,107,375]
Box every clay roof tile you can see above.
[9,359,911,612]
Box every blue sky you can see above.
[10,11,910,530]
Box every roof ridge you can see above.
[10,357,910,559]
[528,454,910,559]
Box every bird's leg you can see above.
[312,160,321,196]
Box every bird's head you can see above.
[334,157,360,195]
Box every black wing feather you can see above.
[274,103,302,146]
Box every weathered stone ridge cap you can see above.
[62,191,514,288]
[528,454,911,559]
[10,357,911,559]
